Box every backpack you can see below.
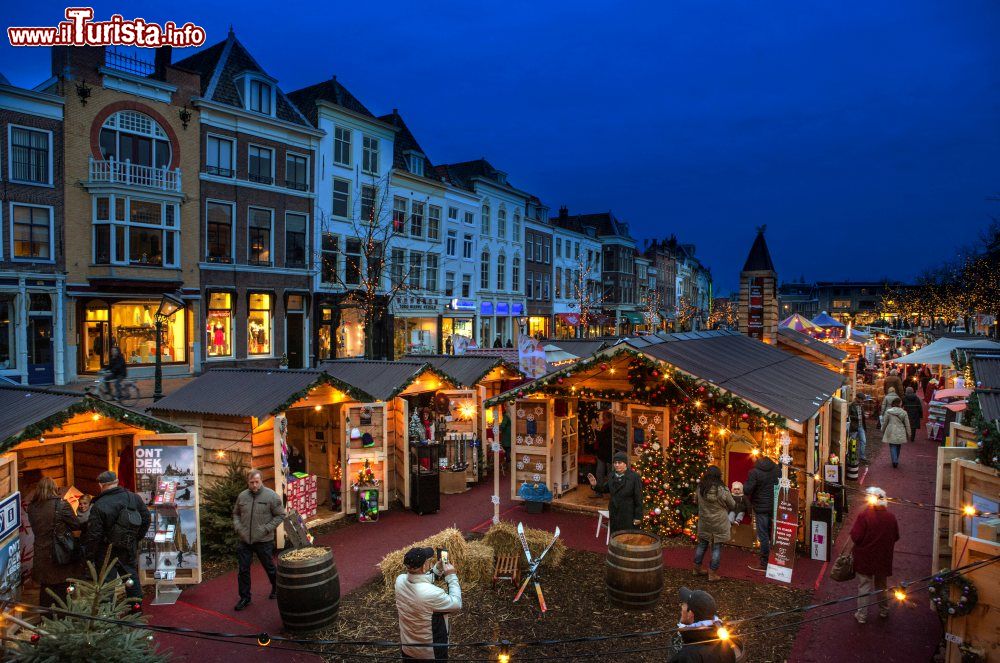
[109,493,143,550]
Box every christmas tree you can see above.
[200,454,248,559]
[12,554,167,662]
[355,458,377,485]
[634,405,712,541]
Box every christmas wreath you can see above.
[927,571,978,618]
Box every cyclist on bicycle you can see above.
[106,344,127,400]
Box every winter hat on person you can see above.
[731,481,744,496]
[97,470,117,485]
[679,587,717,622]
[905,386,915,395]
[402,547,435,569]
[612,452,628,463]
[865,486,887,508]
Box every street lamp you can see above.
[154,291,186,402]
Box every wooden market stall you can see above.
[486,329,846,542]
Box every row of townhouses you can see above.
[0,35,711,385]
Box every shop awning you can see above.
[0,386,184,452]
[622,312,645,325]
[556,313,580,326]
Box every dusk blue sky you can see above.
[3,1,998,292]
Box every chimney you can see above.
[154,45,173,79]
[558,206,568,221]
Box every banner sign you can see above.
[517,333,547,378]
[135,445,200,582]
[765,484,799,583]
[747,277,764,340]
[0,492,21,541]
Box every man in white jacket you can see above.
[395,546,463,660]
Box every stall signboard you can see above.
[0,535,21,600]
[518,334,547,378]
[0,492,21,541]
[766,484,799,583]
[747,277,764,340]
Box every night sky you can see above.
[3,1,998,292]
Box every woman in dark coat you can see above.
[26,478,82,607]
[901,386,923,442]
[588,452,643,534]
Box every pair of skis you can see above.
[512,522,560,614]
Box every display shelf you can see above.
[436,390,479,485]
[555,414,579,496]
[341,403,389,514]
[510,398,561,500]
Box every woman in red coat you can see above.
[851,487,900,624]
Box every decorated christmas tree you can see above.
[13,554,167,662]
[355,458,377,485]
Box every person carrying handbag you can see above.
[25,478,83,608]
[850,487,899,624]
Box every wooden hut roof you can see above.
[406,355,522,388]
[319,360,453,400]
[0,386,183,451]
[777,327,848,362]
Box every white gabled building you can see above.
[438,160,528,348]
[550,207,603,338]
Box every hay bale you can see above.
[378,528,469,594]
[483,522,566,569]
[460,541,495,589]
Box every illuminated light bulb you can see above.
[718,428,726,436]
[215,450,226,460]
[962,505,977,517]
[498,655,511,663]
[893,587,907,601]
[92,413,101,422]
[609,367,616,374]
[813,474,821,482]
[717,626,730,641]
[694,400,702,408]
[751,448,760,457]
[866,494,878,506]
[257,633,271,647]
[314,405,323,412]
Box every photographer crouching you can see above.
[395,546,463,660]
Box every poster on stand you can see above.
[135,444,200,579]
[766,485,799,583]
[0,535,21,601]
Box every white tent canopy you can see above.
[890,337,1000,365]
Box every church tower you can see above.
[738,226,778,344]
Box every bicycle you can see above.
[87,371,141,407]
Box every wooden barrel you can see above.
[605,530,663,609]
[276,546,340,632]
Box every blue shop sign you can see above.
[0,492,21,541]
[450,299,476,312]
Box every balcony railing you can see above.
[88,157,182,192]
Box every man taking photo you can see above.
[395,546,462,660]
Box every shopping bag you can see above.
[830,543,855,582]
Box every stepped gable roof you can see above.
[174,31,311,127]
[287,76,375,126]
[742,226,776,273]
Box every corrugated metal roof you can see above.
[406,355,517,388]
[0,386,184,451]
[634,330,844,423]
[150,369,328,419]
[543,339,610,358]
[978,392,1000,423]
[778,327,848,362]
[973,357,1000,390]
[320,360,430,401]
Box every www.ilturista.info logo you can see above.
[8,8,206,48]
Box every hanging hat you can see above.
[361,432,375,448]
[350,428,362,440]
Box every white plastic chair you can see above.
[595,509,610,544]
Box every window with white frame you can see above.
[425,254,439,292]
[334,127,352,167]
[9,126,51,185]
[93,194,179,267]
[446,229,457,256]
[391,248,405,288]
[206,200,234,263]
[428,205,441,240]
[463,234,473,260]
[332,178,351,218]
[345,238,362,285]
[99,110,171,169]
[360,184,376,224]
[497,207,506,238]
[496,253,506,290]
[512,256,520,292]
[285,212,308,268]
[248,207,273,265]
[410,201,424,237]
[205,135,234,177]
[321,233,339,284]
[543,277,550,300]
[464,211,474,225]
[408,154,424,177]
[543,239,550,264]
[555,267,562,296]
[481,203,490,234]
[248,145,273,184]
[480,250,490,289]
[393,196,407,232]
[526,271,533,299]
[408,252,423,289]
[512,211,521,244]
[445,271,456,297]
[11,204,53,261]
[448,207,458,222]
[362,135,379,174]
[285,153,309,191]
[461,274,471,298]
[248,79,273,115]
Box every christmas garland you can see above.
[928,571,978,618]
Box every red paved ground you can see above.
[788,396,941,663]
[145,407,940,661]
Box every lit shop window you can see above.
[336,307,365,358]
[206,292,233,358]
[247,293,271,356]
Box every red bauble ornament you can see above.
[600,363,608,371]
[30,634,40,644]
[651,370,659,377]
[741,413,749,420]
[698,386,705,393]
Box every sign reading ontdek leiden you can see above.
[765,484,799,583]
[747,277,764,340]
